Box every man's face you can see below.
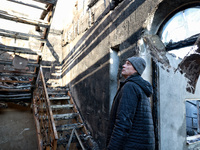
[121,61,137,79]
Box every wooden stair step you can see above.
[48,91,67,95]
[49,96,70,101]
[53,113,79,120]
[51,104,73,110]
[47,88,69,93]
[56,123,83,132]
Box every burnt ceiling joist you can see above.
[0,11,50,28]
[0,28,44,41]
[7,0,47,10]
[166,33,199,51]
[0,0,57,104]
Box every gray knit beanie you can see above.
[127,56,146,75]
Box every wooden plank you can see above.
[74,129,86,150]
[0,60,39,67]
[53,113,78,120]
[48,91,67,95]
[50,104,74,110]
[7,0,47,10]
[0,96,31,100]
[32,94,43,150]
[0,69,35,74]
[0,84,32,89]
[36,4,52,32]
[0,45,42,55]
[66,128,75,150]
[39,67,58,140]
[49,96,70,101]
[0,10,49,28]
[0,28,45,41]
[0,93,31,97]
[47,88,69,93]
[0,73,36,77]
[0,80,32,83]
[56,123,83,132]
[0,89,30,92]
[33,0,57,5]
[0,47,40,55]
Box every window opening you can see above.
[186,99,200,144]
[109,48,119,111]
[160,7,200,59]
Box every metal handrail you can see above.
[33,66,58,150]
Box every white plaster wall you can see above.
[159,53,200,150]
[109,49,119,111]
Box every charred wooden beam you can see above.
[33,0,57,5]
[49,96,71,101]
[36,4,52,31]
[0,96,31,100]
[0,98,31,103]
[0,73,36,77]
[53,113,79,120]
[56,123,83,132]
[0,80,32,83]
[0,10,49,28]
[7,0,47,10]
[0,93,31,97]
[0,89,31,92]
[40,4,52,20]
[166,34,199,51]
[0,60,39,67]
[0,84,33,89]
[0,69,35,74]
[0,28,45,41]
[0,45,41,55]
[50,104,74,110]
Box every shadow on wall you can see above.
[61,0,146,78]
[60,0,148,148]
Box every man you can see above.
[106,56,155,150]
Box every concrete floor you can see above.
[0,103,38,150]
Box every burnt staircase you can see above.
[0,0,57,107]
[48,87,95,149]
[0,1,98,149]
[32,67,98,150]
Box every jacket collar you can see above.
[120,73,140,87]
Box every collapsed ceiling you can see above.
[0,0,57,107]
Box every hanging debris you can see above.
[143,34,170,68]
[177,34,200,93]
[12,55,28,70]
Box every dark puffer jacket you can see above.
[106,73,155,150]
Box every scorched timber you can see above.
[0,10,49,28]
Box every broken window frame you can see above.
[157,4,200,145]
[158,6,200,58]
[185,99,200,145]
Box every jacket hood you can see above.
[125,74,153,97]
